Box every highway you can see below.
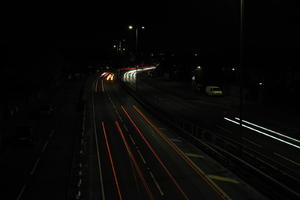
[87,74,268,200]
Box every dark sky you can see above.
[2,1,300,65]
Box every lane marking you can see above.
[115,121,155,200]
[185,153,204,159]
[242,137,262,148]
[92,85,106,200]
[170,138,182,143]
[235,117,300,144]
[149,171,165,196]
[274,152,300,167]
[207,175,239,184]
[16,185,27,200]
[121,105,190,200]
[137,149,147,164]
[102,122,123,200]
[133,105,231,200]
[123,124,129,132]
[42,141,49,153]
[50,129,55,137]
[30,157,41,175]
[129,135,136,145]
[224,117,300,150]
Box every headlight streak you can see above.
[234,117,300,144]
[224,117,300,149]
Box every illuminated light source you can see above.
[232,67,235,71]
[106,74,112,80]
[194,53,198,57]
[196,66,202,70]
[113,45,117,48]
[259,82,263,86]
[128,25,133,30]
[122,48,126,51]
[141,26,145,29]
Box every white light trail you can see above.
[235,117,300,144]
[224,117,300,149]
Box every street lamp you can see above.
[128,25,145,53]
[128,25,145,91]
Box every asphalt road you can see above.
[134,74,300,182]
[87,75,268,200]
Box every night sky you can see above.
[2,1,300,70]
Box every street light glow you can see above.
[141,26,145,29]
[113,45,117,48]
[128,25,133,30]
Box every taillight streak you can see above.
[120,106,190,200]
[132,105,230,200]
[115,121,155,200]
[101,122,123,200]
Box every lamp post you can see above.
[129,25,145,91]
[239,0,245,152]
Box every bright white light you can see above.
[235,117,300,144]
[141,26,145,29]
[259,82,263,86]
[128,25,133,30]
[113,45,117,48]
[232,68,235,71]
[224,117,300,149]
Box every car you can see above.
[205,86,223,96]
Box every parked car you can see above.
[205,86,223,96]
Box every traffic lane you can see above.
[106,82,193,199]
[101,80,165,199]
[124,104,227,200]
[131,80,300,178]
[136,81,226,129]
[108,81,268,200]
[106,83,225,200]
[215,120,300,177]
[93,80,154,200]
